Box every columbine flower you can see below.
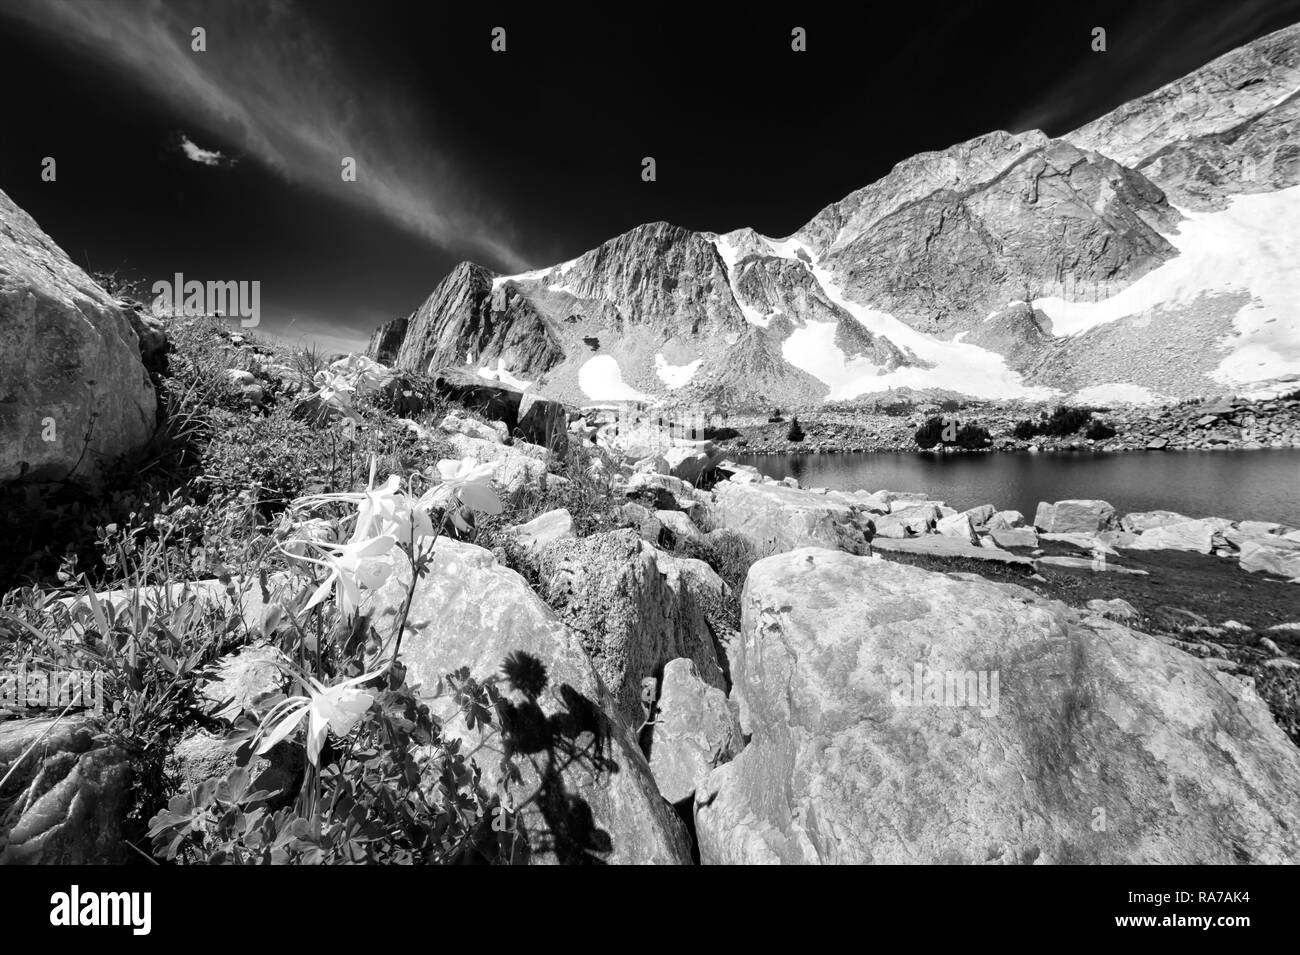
[282,533,397,616]
[312,369,357,412]
[293,459,433,546]
[251,657,388,766]
[419,458,501,513]
[328,354,394,395]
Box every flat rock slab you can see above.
[1038,555,1150,575]
[871,535,1034,567]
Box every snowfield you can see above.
[654,353,702,389]
[1071,383,1167,406]
[754,236,1054,400]
[579,355,651,402]
[1031,185,1300,384]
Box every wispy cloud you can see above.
[1007,2,1295,136]
[3,0,529,271]
[178,133,233,167]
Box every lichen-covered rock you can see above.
[709,479,874,555]
[1238,539,1300,581]
[517,394,569,453]
[696,548,1300,864]
[1033,499,1119,534]
[0,187,156,483]
[501,508,574,566]
[649,659,742,804]
[0,717,130,864]
[536,529,725,726]
[370,541,692,864]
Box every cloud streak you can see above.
[4,0,530,271]
[178,133,232,167]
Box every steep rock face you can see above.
[394,262,563,380]
[1065,23,1300,207]
[0,187,156,484]
[813,138,1181,334]
[962,302,1053,370]
[366,314,408,365]
[559,222,747,338]
[695,549,1300,864]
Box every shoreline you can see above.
[711,393,1300,457]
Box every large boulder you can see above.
[695,548,1300,864]
[936,512,979,544]
[500,507,574,566]
[369,540,692,864]
[709,479,874,556]
[517,394,569,453]
[440,432,549,501]
[873,503,941,538]
[1238,539,1300,581]
[987,527,1039,549]
[0,187,156,483]
[431,366,523,432]
[661,442,724,485]
[649,659,743,804]
[0,717,131,864]
[1124,519,1230,554]
[1033,499,1119,534]
[536,529,726,726]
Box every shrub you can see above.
[786,417,805,442]
[914,415,946,449]
[1086,420,1117,440]
[955,423,992,449]
[1040,406,1093,437]
[1011,419,1040,440]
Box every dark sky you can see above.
[2,0,1298,352]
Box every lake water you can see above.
[732,449,1300,525]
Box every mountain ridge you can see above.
[371,22,1300,409]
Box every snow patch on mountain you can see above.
[654,353,702,389]
[1031,184,1300,383]
[478,357,531,390]
[1071,383,1166,406]
[711,232,773,327]
[755,237,1053,400]
[579,355,651,402]
[491,267,551,290]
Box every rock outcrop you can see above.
[535,529,726,727]
[0,717,131,864]
[695,548,1300,864]
[370,540,692,864]
[0,187,156,483]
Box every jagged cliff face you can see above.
[393,262,564,382]
[374,23,1300,408]
[808,136,1182,335]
